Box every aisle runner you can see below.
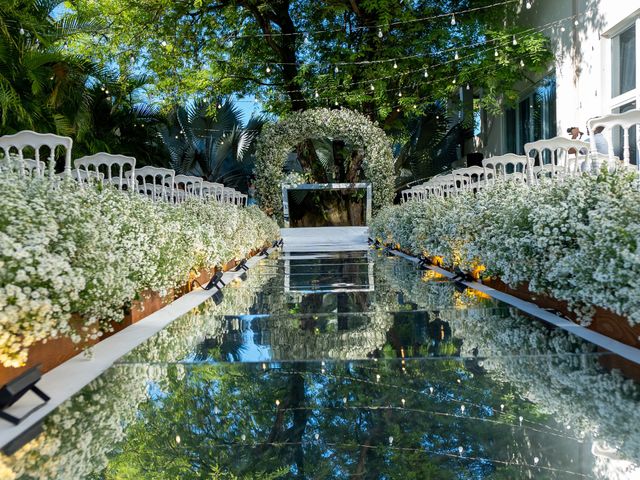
[280,226,369,252]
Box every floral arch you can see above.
[254,107,395,221]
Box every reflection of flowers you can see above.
[255,108,395,223]
[0,260,279,479]
[385,258,640,476]
[0,171,279,367]
[282,171,306,186]
[372,170,640,326]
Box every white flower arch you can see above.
[255,108,395,221]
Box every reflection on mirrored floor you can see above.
[2,249,640,479]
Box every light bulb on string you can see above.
[378,28,383,38]
[451,14,456,26]
[266,65,271,73]
[398,91,402,97]
[334,65,339,74]
[525,1,532,9]
[513,35,518,45]
[393,60,398,69]
[315,90,319,98]
[370,84,375,91]
[520,59,525,67]
[466,83,470,90]
[19,27,25,35]
[424,68,429,78]
[454,51,459,60]
[561,26,566,32]
[334,99,338,106]
[495,48,499,57]
[574,19,579,26]
[304,35,309,44]
[452,78,456,84]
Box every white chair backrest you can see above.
[482,154,528,183]
[172,174,204,201]
[588,109,640,170]
[0,130,72,178]
[524,137,590,178]
[201,181,224,201]
[452,166,486,191]
[126,166,174,202]
[74,153,136,190]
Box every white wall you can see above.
[481,0,640,156]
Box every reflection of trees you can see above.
[383,255,640,475]
[96,359,591,479]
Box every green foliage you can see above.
[66,0,554,130]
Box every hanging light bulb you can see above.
[466,83,470,90]
[377,28,383,38]
[495,48,499,57]
[398,91,402,97]
[393,60,398,69]
[454,51,459,60]
[451,14,456,26]
[334,65,339,74]
[525,0,532,9]
[513,35,518,45]
[130,55,135,63]
[520,59,525,67]
[560,26,566,32]
[574,19,579,26]
[334,99,338,106]
[266,65,271,73]
[314,90,319,98]
[304,35,309,44]
[452,78,456,84]
[370,84,375,91]
[175,435,181,444]
[161,40,167,47]
[19,27,25,35]
[424,68,429,78]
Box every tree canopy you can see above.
[67,0,553,130]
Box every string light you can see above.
[334,65,339,73]
[454,51,459,60]
[334,99,338,106]
[494,48,499,57]
[160,40,167,47]
[266,65,271,73]
[520,59,525,67]
[452,78,456,84]
[393,60,398,69]
[466,83,470,90]
[458,446,464,454]
[377,28,383,38]
[175,435,181,444]
[398,91,402,97]
[525,0,532,8]
[304,35,309,44]
[370,84,375,91]
[451,14,456,26]
[19,27,24,35]
[315,90,319,98]
[424,68,429,78]
[512,35,518,45]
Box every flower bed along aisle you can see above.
[0,170,280,379]
[371,169,640,348]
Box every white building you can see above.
[480,0,640,163]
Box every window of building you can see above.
[504,74,556,154]
[612,25,636,97]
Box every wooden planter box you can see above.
[0,245,269,386]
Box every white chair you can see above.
[482,154,528,184]
[0,130,72,178]
[587,110,640,172]
[524,137,590,181]
[452,166,488,193]
[171,174,204,203]
[201,181,224,201]
[127,166,175,202]
[74,153,136,190]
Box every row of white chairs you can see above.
[0,130,248,206]
[403,109,640,201]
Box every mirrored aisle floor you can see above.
[2,250,640,479]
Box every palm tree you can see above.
[0,0,97,134]
[158,99,267,192]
